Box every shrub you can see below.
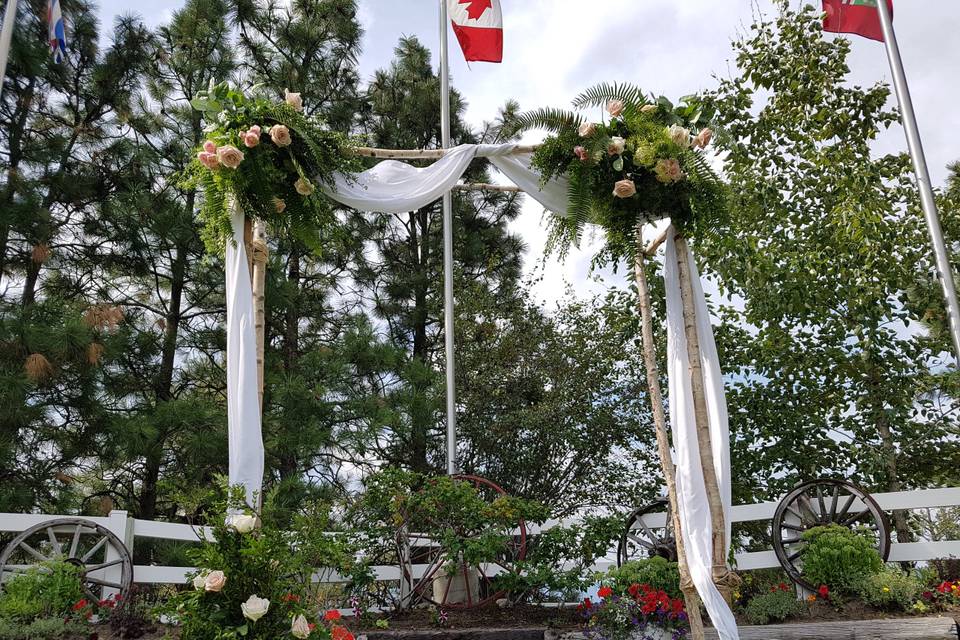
[931,557,960,582]
[800,525,883,594]
[0,617,89,640]
[857,567,922,611]
[0,561,85,621]
[743,588,804,625]
[603,557,682,601]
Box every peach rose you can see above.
[241,595,270,622]
[285,89,303,112]
[578,122,596,137]
[243,132,260,148]
[270,124,292,147]
[197,151,219,170]
[203,140,217,153]
[573,146,589,162]
[204,570,226,592]
[655,158,684,183]
[294,177,315,196]
[607,136,626,156]
[606,99,625,118]
[291,614,312,639]
[216,145,244,169]
[640,104,657,114]
[612,179,636,198]
[668,125,691,149]
[693,128,713,149]
[273,197,286,213]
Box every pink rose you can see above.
[243,130,261,148]
[573,146,589,162]
[203,140,217,153]
[693,128,713,149]
[216,145,244,169]
[285,90,303,112]
[612,179,636,198]
[578,122,596,137]
[270,124,292,147]
[655,158,684,183]
[197,151,219,170]
[606,99,625,118]
[607,136,626,156]
[273,197,286,213]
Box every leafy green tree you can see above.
[701,2,959,539]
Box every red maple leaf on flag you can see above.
[458,0,492,21]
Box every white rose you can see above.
[640,104,657,114]
[228,513,258,533]
[291,614,312,639]
[192,572,208,590]
[294,177,315,196]
[241,594,270,622]
[668,124,691,149]
[204,570,226,592]
[578,122,596,137]
[607,136,626,156]
[285,89,303,112]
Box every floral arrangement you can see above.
[579,582,688,640]
[159,486,363,640]
[506,83,726,261]
[188,82,360,254]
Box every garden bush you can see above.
[603,556,682,601]
[800,525,883,594]
[0,617,89,640]
[856,567,921,611]
[0,561,85,621]
[743,587,804,625]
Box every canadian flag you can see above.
[448,0,503,63]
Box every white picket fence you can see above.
[1,487,959,588]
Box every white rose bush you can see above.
[188,81,361,255]
[506,83,725,261]
[159,485,364,640]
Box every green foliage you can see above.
[603,557,682,601]
[857,567,922,611]
[0,561,85,622]
[743,589,804,625]
[158,485,360,640]
[0,617,89,640]
[494,515,623,603]
[189,82,361,254]
[799,525,883,594]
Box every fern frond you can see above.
[502,107,581,138]
[572,83,648,113]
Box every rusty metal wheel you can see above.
[0,518,133,603]
[397,474,527,609]
[772,479,891,591]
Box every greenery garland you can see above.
[508,83,727,262]
[188,82,361,255]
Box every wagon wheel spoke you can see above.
[627,532,655,550]
[83,585,99,602]
[18,541,49,563]
[85,558,125,573]
[80,536,109,563]
[815,485,827,520]
[829,485,840,521]
[85,576,122,589]
[46,525,61,556]
[836,493,856,521]
[69,524,83,559]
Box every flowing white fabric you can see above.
[664,226,738,640]
[322,144,568,216]
[225,208,264,509]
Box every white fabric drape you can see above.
[225,207,264,509]
[323,144,568,216]
[664,226,738,640]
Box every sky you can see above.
[94,0,960,306]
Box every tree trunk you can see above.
[0,78,37,278]
[251,221,268,411]
[633,227,705,640]
[673,234,738,604]
[155,242,187,401]
[283,242,300,373]
[867,363,912,543]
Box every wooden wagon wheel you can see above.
[0,518,133,603]
[396,474,527,609]
[617,498,677,566]
[772,479,891,591]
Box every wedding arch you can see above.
[191,80,738,640]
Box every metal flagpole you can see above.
[0,0,19,101]
[439,0,457,474]
[876,0,960,363]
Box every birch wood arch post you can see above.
[674,233,740,604]
[633,226,706,640]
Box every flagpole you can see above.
[876,1,960,363]
[439,0,458,475]
[0,0,19,101]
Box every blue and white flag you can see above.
[47,0,66,63]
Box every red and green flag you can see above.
[822,0,893,42]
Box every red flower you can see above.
[818,585,830,598]
[72,599,88,612]
[671,598,685,615]
[922,591,934,600]
[324,609,343,621]
[778,582,789,592]
[282,593,301,603]
[113,593,122,601]
[937,581,951,594]
[331,626,354,640]
[627,583,641,598]
[582,598,592,609]
[597,586,613,599]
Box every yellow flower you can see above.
[882,586,890,593]
[806,595,816,603]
